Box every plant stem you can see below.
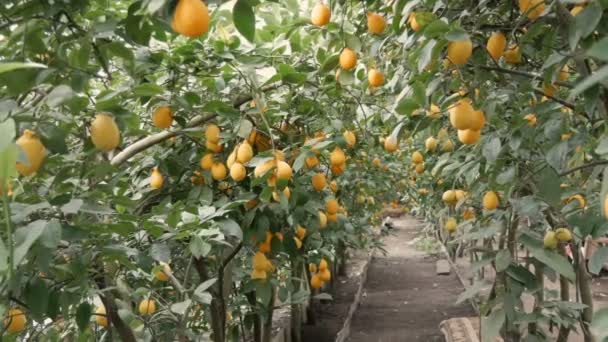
[3,193,13,279]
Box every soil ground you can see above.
[346,216,475,342]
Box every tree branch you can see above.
[559,160,608,177]
[473,65,573,88]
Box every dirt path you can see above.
[346,216,475,342]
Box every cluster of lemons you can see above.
[309,259,331,289]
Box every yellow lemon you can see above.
[138,299,156,316]
[442,190,457,205]
[150,167,164,189]
[211,162,227,181]
[447,39,473,65]
[15,129,46,176]
[236,141,254,164]
[458,129,481,145]
[318,268,331,282]
[275,160,292,180]
[95,306,108,327]
[368,68,385,87]
[230,162,247,182]
[425,136,438,152]
[367,12,386,34]
[326,198,339,214]
[427,104,441,119]
[172,0,210,37]
[486,32,506,61]
[155,262,171,281]
[205,124,221,143]
[311,3,331,27]
[312,173,327,191]
[504,45,521,64]
[3,308,26,333]
[200,153,214,170]
[555,228,572,242]
[519,0,545,20]
[339,48,357,70]
[470,110,486,131]
[152,106,173,129]
[411,151,423,164]
[482,191,499,210]
[384,136,398,152]
[543,231,558,249]
[319,211,328,228]
[449,99,475,130]
[330,147,346,165]
[310,274,323,289]
[343,130,356,147]
[91,114,120,151]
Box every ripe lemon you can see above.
[293,236,302,249]
[330,147,346,165]
[253,251,269,270]
[463,208,475,221]
[343,130,356,147]
[150,167,164,189]
[449,99,474,130]
[206,140,223,153]
[311,3,331,27]
[603,194,608,220]
[318,268,331,282]
[469,110,486,130]
[95,306,108,327]
[330,180,338,192]
[309,263,318,273]
[251,268,267,280]
[565,194,586,209]
[447,39,473,65]
[91,114,120,151]
[571,5,584,16]
[441,139,455,152]
[211,162,227,181]
[236,141,253,164]
[326,198,339,214]
[319,211,328,228]
[254,159,276,178]
[275,160,292,180]
[543,231,558,249]
[139,299,156,316]
[272,187,291,201]
[205,124,221,143]
[455,190,466,201]
[427,104,441,119]
[425,137,438,152]
[3,308,26,333]
[226,150,237,169]
[443,190,457,205]
[415,163,424,174]
[524,114,537,126]
[339,48,357,70]
[504,45,521,64]
[310,274,323,289]
[296,225,307,240]
[519,0,545,19]
[331,163,345,176]
[555,228,572,242]
[559,65,570,82]
[445,218,457,233]
[15,129,46,176]
[312,173,327,191]
[367,12,386,34]
[368,68,385,87]
[486,32,506,61]
[372,157,381,167]
[319,259,328,270]
[172,0,210,37]
[408,13,421,31]
[384,136,398,152]
[305,155,320,168]
[200,153,214,170]
[458,129,481,145]
[482,191,499,210]
[543,83,556,97]
[155,262,171,281]
[411,151,423,164]
[152,106,173,129]
[230,162,247,182]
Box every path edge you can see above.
[333,250,374,342]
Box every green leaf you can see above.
[445,29,469,41]
[14,220,46,266]
[587,36,608,61]
[423,20,450,38]
[170,299,191,315]
[545,141,569,172]
[591,308,608,340]
[481,308,505,342]
[569,64,608,98]
[220,219,243,240]
[190,236,211,258]
[495,250,511,272]
[482,136,501,163]
[25,278,49,319]
[456,280,490,305]
[132,83,164,97]
[0,118,15,151]
[0,145,18,182]
[233,0,256,42]
[589,247,608,275]
[75,302,92,331]
[320,54,339,72]
[520,234,576,281]
[418,40,437,73]
[0,62,47,75]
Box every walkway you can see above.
[347,216,475,342]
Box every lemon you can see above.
[91,114,120,151]
[447,39,473,65]
[486,32,506,61]
[309,263,318,273]
[155,262,171,281]
[254,159,276,178]
[310,274,323,289]
[15,129,46,176]
[305,155,320,168]
[150,167,164,189]
[339,48,357,70]
[442,139,455,152]
[172,0,210,37]
[330,180,338,192]
[275,160,292,180]
[519,0,545,20]
[251,269,267,280]
[367,12,386,34]
[443,190,457,205]
[408,13,421,31]
[571,5,584,16]
[331,163,345,175]
[559,65,570,82]
[296,225,307,240]
[368,68,385,87]
[211,162,227,181]
[343,130,356,147]
[152,106,173,129]
[458,129,481,145]
[555,228,572,242]
[3,308,26,333]
[415,163,424,174]
[330,147,346,165]
[524,114,537,126]
[384,136,398,152]
[319,211,328,228]
[427,104,441,119]
[372,157,381,167]
[230,162,247,182]
[205,124,221,143]
[445,218,458,233]
[311,3,331,27]
[543,231,558,249]
[411,151,423,164]
[482,191,499,210]
[206,141,223,153]
[95,306,108,328]
[504,45,521,64]
[272,187,291,201]
[469,110,486,131]
[200,153,214,170]
[326,198,339,214]
[318,268,331,282]
[236,141,254,164]
[449,99,474,130]
[425,137,438,152]
[138,299,156,316]
[312,173,327,191]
